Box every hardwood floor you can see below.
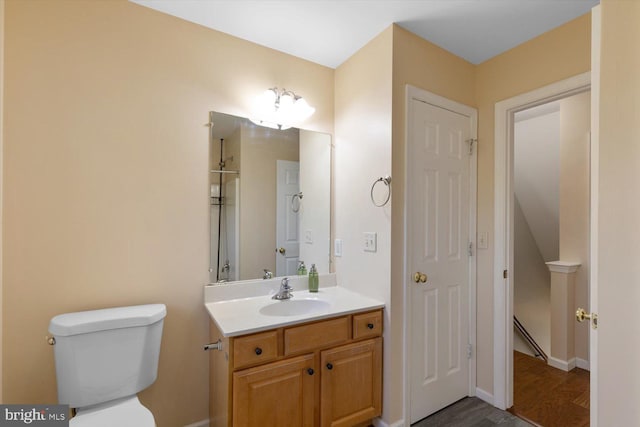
[510,351,590,427]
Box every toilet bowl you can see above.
[49,304,166,426]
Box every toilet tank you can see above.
[49,304,166,409]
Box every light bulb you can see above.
[292,97,315,122]
[250,87,314,130]
[278,92,295,112]
[262,88,277,107]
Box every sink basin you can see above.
[259,299,331,317]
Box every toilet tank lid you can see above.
[49,304,166,337]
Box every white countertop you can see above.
[204,274,385,337]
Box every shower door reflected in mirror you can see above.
[209,111,331,283]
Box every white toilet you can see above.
[49,304,167,427]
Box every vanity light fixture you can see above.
[250,87,315,130]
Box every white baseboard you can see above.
[475,387,494,405]
[548,356,576,372]
[372,417,405,427]
[576,357,590,371]
[190,415,402,427]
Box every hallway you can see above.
[510,351,589,427]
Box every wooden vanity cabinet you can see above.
[320,338,382,427]
[209,309,383,427]
[233,354,316,427]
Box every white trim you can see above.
[475,388,495,406]
[404,84,478,422]
[589,5,600,426]
[576,357,590,371]
[545,261,581,274]
[183,420,209,427]
[548,356,577,372]
[372,418,405,427]
[493,72,591,410]
[468,91,479,402]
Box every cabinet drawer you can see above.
[353,310,382,340]
[284,316,350,356]
[233,330,279,369]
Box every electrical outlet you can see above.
[364,232,377,253]
[334,239,343,257]
[478,231,488,249]
[304,229,313,244]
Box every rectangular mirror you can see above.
[209,111,331,283]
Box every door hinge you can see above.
[466,138,477,155]
[503,269,508,279]
[468,242,473,256]
[467,344,472,359]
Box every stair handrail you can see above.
[513,316,548,362]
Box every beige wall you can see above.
[334,26,394,422]
[298,129,331,273]
[2,1,333,426]
[559,91,590,364]
[475,13,591,394]
[239,124,298,279]
[335,16,591,419]
[514,110,560,262]
[597,0,640,423]
[390,24,476,421]
[513,196,550,356]
[2,0,596,422]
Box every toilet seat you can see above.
[70,396,155,427]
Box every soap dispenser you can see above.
[308,264,319,292]
[297,261,307,276]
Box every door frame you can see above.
[492,72,591,410]
[403,84,478,422]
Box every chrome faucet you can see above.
[272,277,293,300]
[263,269,273,280]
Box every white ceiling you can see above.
[131,0,598,68]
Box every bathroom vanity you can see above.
[204,276,384,427]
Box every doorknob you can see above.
[576,308,598,329]
[276,247,286,255]
[413,272,428,283]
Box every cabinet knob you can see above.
[326,363,333,370]
[367,323,374,329]
[255,347,263,355]
[307,368,314,376]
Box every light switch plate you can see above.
[478,231,489,249]
[334,239,343,257]
[364,232,377,253]
[304,229,313,244]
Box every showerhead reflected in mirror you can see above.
[209,111,331,283]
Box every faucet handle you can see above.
[281,277,290,289]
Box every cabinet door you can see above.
[233,353,316,427]
[320,338,382,427]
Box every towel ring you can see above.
[291,192,303,213]
[370,176,391,207]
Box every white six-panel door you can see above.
[276,160,300,277]
[408,94,475,423]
